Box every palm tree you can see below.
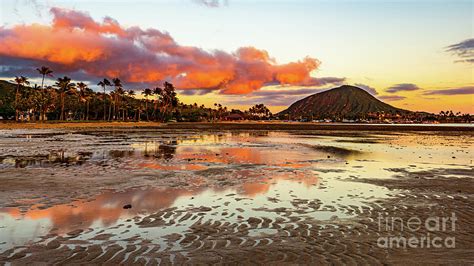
[153,82,178,122]
[36,66,53,90]
[29,84,42,121]
[108,91,115,121]
[38,86,57,121]
[98,79,111,120]
[13,76,30,121]
[127,90,136,121]
[142,88,152,121]
[55,76,75,121]
[36,67,54,121]
[77,82,93,120]
[116,88,125,120]
[152,87,162,120]
[112,78,123,120]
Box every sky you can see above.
[0,0,473,113]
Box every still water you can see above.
[0,129,471,253]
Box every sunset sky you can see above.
[0,0,473,113]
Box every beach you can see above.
[0,125,473,264]
[1,0,472,263]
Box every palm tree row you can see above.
[2,65,279,122]
[3,66,198,122]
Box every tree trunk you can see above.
[113,100,116,120]
[43,107,48,121]
[60,93,65,121]
[103,87,106,121]
[86,101,90,121]
[152,100,157,120]
[15,85,20,121]
[40,76,45,122]
[39,109,42,122]
[145,100,149,121]
[108,103,112,121]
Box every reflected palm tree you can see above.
[155,141,177,160]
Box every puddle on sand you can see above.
[0,172,388,252]
[0,130,471,253]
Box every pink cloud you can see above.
[0,7,324,95]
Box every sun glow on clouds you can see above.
[0,7,329,95]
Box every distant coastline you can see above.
[1,121,472,131]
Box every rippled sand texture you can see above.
[0,129,473,264]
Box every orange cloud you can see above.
[0,7,323,94]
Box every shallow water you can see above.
[0,129,472,253]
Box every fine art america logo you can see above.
[377,213,457,249]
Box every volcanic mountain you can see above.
[278,85,410,118]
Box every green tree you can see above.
[36,66,53,90]
[38,86,57,121]
[36,67,54,121]
[248,103,271,120]
[97,79,111,120]
[13,76,30,121]
[154,82,178,122]
[126,90,136,121]
[77,82,94,120]
[55,76,75,121]
[112,78,123,120]
[152,86,162,120]
[142,88,153,121]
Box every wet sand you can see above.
[0,128,472,264]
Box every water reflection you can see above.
[0,131,367,169]
[175,146,313,166]
[143,141,177,160]
[1,130,469,253]
[0,150,91,168]
[108,150,135,158]
[1,187,201,234]
[0,171,318,236]
[239,171,318,197]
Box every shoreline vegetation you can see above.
[0,121,472,131]
[1,66,472,125]
[0,69,274,124]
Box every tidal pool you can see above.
[0,129,472,263]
